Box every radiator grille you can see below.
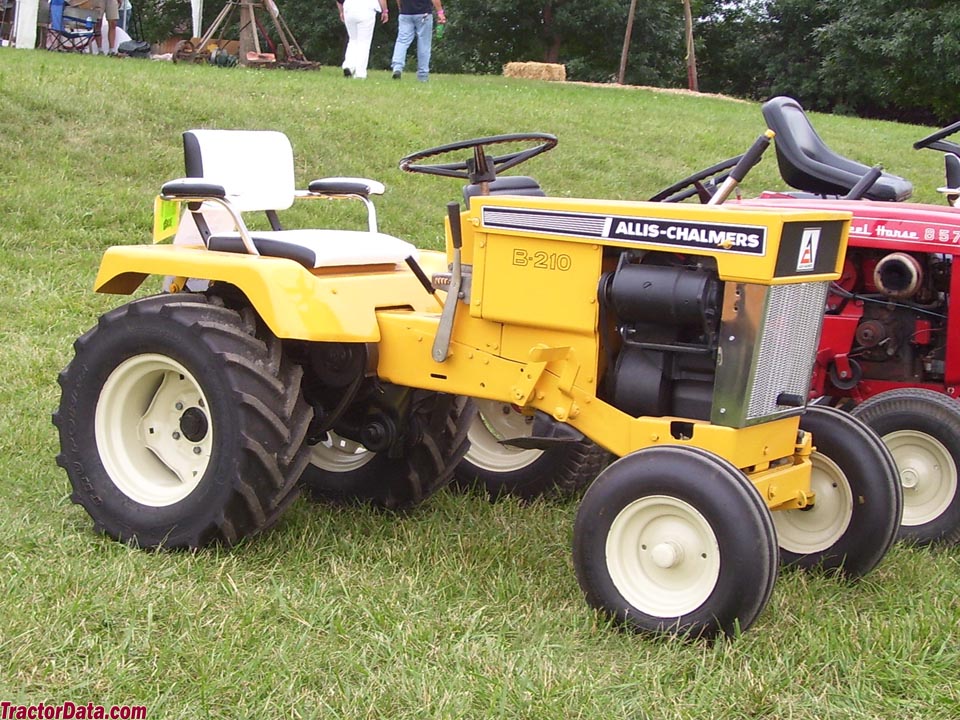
[746,282,829,421]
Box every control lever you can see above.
[431,202,463,362]
[708,130,775,205]
[844,165,883,200]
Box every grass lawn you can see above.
[1,48,959,719]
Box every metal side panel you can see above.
[713,281,828,427]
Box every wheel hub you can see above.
[96,354,212,507]
[899,467,920,490]
[179,406,209,443]
[309,431,376,472]
[650,540,685,569]
[773,451,853,553]
[606,495,721,617]
[885,429,957,527]
[464,400,543,472]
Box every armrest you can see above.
[161,178,227,200]
[157,180,258,256]
[306,176,385,197]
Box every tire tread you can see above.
[54,293,312,549]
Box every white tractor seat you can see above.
[207,229,418,269]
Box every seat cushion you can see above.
[207,229,418,269]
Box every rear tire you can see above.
[300,393,474,509]
[851,388,960,545]
[455,400,611,499]
[573,446,778,639]
[774,405,902,577]
[53,293,311,549]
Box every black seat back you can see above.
[463,176,545,207]
[945,154,960,204]
[761,96,913,202]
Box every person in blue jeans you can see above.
[390,0,446,82]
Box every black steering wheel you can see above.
[648,155,744,203]
[913,122,960,150]
[399,133,558,185]
[913,121,960,153]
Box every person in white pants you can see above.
[338,0,389,79]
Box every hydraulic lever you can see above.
[431,202,463,362]
[708,130,775,205]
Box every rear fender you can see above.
[94,244,444,342]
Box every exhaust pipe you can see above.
[873,252,923,298]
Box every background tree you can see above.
[814,0,960,123]
[696,0,960,123]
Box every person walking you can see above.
[338,0,389,79]
[390,0,445,82]
[89,0,120,54]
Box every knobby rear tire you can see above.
[300,393,475,510]
[54,293,311,549]
[454,400,611,500]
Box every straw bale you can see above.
[503,61,566,82]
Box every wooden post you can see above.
[683,0,698,92]
[238,0,257,65]
[618,0,638,85]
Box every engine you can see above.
[826,249,951,384]
[600,252,722,421]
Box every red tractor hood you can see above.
[741,196,960,256]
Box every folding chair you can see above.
[46,0,100,52]
[160,129,417,270]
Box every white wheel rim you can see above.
[309,432,375,472]
[96,354,212,507]
[606,495,721,618]
[773,451,853,553]
[884,429,957,527]
[463,399,544,472]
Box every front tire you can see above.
[573,446,778,639]
[773,405,902,577]
[53,293,311,549]
[850,388,960,545]
[455,400,611,499]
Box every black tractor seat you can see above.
[761,96,913,202]
[463,176,545,207]
[944,153,960,204]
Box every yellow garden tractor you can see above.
[54,130,902,639]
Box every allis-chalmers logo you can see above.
[796,227,821,271]
[604,216,766,254]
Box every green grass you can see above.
[2,48,960,719]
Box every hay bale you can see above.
[503,61,566,82]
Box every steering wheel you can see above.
[648,155,744,203]
[399,133,558,185]
[913,121,960,153]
